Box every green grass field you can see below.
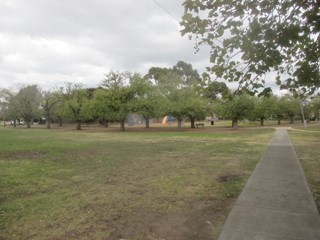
[0,126,275,240]
[289,125,320,212]
[1,122,319,240]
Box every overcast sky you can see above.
[0,0,213,91]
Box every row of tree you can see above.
[1,61,319,131]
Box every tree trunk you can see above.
[58,118,63,127]
[13,118,17,127]
[289,117,294,124]
[232,118,238,130]
[46,116,51,129]
[276,115,282,125]
[120,119,125,131]
[102,119,108,128]
[177,117,183,129]
[260,117,264,126]
[76,120,81,130]
[26,120,31,128]
[145,118,150,128]
[190,118,195,128]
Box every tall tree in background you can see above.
[146,67,172,84]
[181,0,320,95]
[148,68,181,95]
[151,68,187,129]
[172,60,202,86]
[202,80,230,101]
[147,62,208,129]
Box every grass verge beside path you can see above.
[0,127,274,240]
[289,126,320,212]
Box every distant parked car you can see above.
[10,120,25,125]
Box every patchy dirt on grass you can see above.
[1,126,274,240]
[151,201,230,240]
[67,200,231,240]
[0,150,48,160]
[218,173,242,183]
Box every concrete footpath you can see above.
[218,129,320,240]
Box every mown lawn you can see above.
[289,125,320,212]
[0,127,274,240]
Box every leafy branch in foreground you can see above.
[181,0,320,95]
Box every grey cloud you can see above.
[0,0,210,90]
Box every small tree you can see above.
[100,71,134,131]
[254,96,276,126]
[41,90,61,129]
[59,83,89,130]
[182,88,208,128]
[281,95,300,124]
[130,74,162,128]
[0,88,14,127]
[13,85,42,128]
[166,89,185,129]
[273,96,286,125]
[310,95,320,121]
[223,94,255,130]
[90,88,112,127]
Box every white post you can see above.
[300,101,307,128]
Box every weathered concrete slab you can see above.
[217,129,320,240]
[218,230,302,240]
[237,177,318,214]
[218,206,320,240]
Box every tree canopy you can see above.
[100,71,135,131]
[59,83,89,130]
[0,88,14,126]
[181,0,320,95]
[13,85,42,128]
[222,94,255,129]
